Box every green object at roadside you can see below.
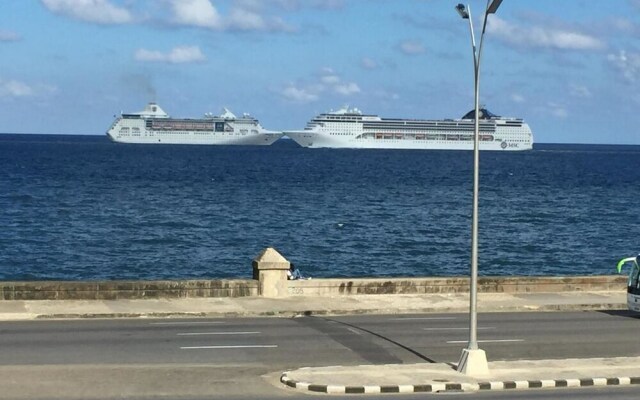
[617,256,639,273]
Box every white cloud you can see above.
[371,89,399,101]
[227,8,268,31]
[1,80,33,97]
[361,57,377,70]
[321,74,340,85]
[280,85,318,103]
[607,50,640,83]
[260,0,345,11]
[607,17,637,35]
[280,68,361,103]
[569,84,592,98]
[42,0,291,32]
[511,93,525,103]
[488,16,605,51]
[548,102,568,118]
[135,46,206,64]
[319,68,360,95]
[399,40,426,55]
[168,0,222,29]
[334,82,360,96]
[0,30,21,42]
[310,0,344,10]
[168,0,293,32]
[0,79,56,98]
[41,0,132,24]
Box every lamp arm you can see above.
[476,1,490,78]
[466,6,478,73]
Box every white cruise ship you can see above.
[285,107,533,151]
[107,103,282,145]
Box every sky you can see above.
[1,0,639,144]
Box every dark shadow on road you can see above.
[597,310,640,319]
[293,316,437,364]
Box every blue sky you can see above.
[1,0,639,144]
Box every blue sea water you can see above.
[1,134,639,281]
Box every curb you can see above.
[3,301,624,321]
[280,374,640,394]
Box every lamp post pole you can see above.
[455,0,503,376]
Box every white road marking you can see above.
[177,331,260,336]
[446,339,524,344]
[423,327,495,331]
[389,317,457,321]
[347,328,362,335]
[180,345,277,350]
[149,322,226,325]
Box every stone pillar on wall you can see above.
[252,247,290,297]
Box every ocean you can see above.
[1,134,639,281]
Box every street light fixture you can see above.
[455,0,503,377]
[486,0,504,14]
[455,4,469,19]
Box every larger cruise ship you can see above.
[107,103,282,145]
[285,107,533,150]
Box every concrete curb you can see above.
[19,301,623,321]
[280,374,640,394]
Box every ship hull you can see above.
[107,103,282,146]
[285,131,532,151]
[287,106,534,151]
[107,130,282,146]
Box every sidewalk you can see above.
[0,290,626,321]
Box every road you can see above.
[0,310,638,399]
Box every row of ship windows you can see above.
[359,133,530,140]
[326,132,527,138]
[317,119,525,128]
[119,128,258,135]
[320,116,361,121]
[363,124,497,128]
[148,122,213,131]
[321,123,527,129]
[364,136,531,143]
[357,132,526,136]
[365,126,498,132]
[370,134,494,141]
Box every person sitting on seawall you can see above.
[287,263,310,280]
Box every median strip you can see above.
[281,373,640,394]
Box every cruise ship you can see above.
[285,107,533,150]
[107,103,282,145]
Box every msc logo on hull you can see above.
[501,141,520,149]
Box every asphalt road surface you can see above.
[0,310,638,399]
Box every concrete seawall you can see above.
[0,280,259,300]
[0,275,626,301]
[288,275,626,296]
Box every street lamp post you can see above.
[455,0,503,377]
